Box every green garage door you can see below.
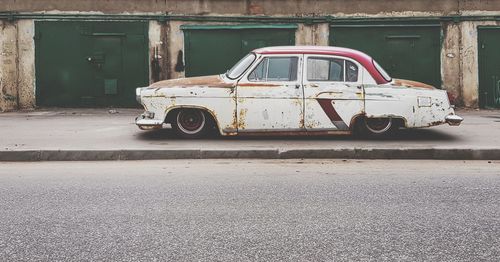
[478,27,500,108]
[330,24,441,88]
[183,25,296,77]
[35,21,149,107]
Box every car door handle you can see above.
[309,84,319,88]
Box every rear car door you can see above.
[302,55,364,131]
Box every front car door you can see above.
[236,54,304,132]
[302,55,365,131]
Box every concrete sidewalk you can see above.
[1,108,500,161]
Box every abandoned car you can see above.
[135,46,463,138]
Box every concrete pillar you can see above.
[167,21,186,80]
[295,23,329,46]
[0,21,19,112]
[148,21,168,84]
[441,22,462,106]
[17,20,35,110]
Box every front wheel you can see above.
[173,109,207,139]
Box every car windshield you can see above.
[226,53,256,79]
[373,59,392,82]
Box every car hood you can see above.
[391,78,436,90]
[148,75,234,89]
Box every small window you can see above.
[227,53,256,80]
[248,57,298,82]
[307,57,359,83]
[346,60,359,82]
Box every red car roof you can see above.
[253,46,389,85]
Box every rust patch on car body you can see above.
[392,79,435,90]
[237,108,248,129]
[148,75,234,89]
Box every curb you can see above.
[1,148,500,161]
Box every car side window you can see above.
[307,57,358,83]
[248,57,298,82]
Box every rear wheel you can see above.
[356,117,395,137]
[173,109,207,139]
[365,118,393,134]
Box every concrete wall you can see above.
[3,0,497,15]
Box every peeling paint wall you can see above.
[167,20,187,80]
[0,21,19,111]
[17,20,35,109]
[441,22,462,106]
[148,21,168,84]
[0,0,470,15]
[0,20,35,111]
[295,23,329,46]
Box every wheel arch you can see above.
[164,105,223,134]
[349,114,408,131]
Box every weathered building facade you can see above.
[1,0,500,110]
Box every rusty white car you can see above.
[135,46,462,138]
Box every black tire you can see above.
[356,117,395,137]
[172,109,208,139]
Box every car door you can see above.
[236,55,304,132]
[302,55,365,131]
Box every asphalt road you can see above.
[1,160,499,261]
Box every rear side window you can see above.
[307,57,358,82]
[307,58,344,81]
[248,57,298,82]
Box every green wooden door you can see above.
[330,25,441,88]
[479,28,500,108]
[35,21,148,107]
[183,25,296,77]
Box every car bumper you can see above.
[135,114,163,130]
[445,114,463,126]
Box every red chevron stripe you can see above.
[316,99,343,122]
